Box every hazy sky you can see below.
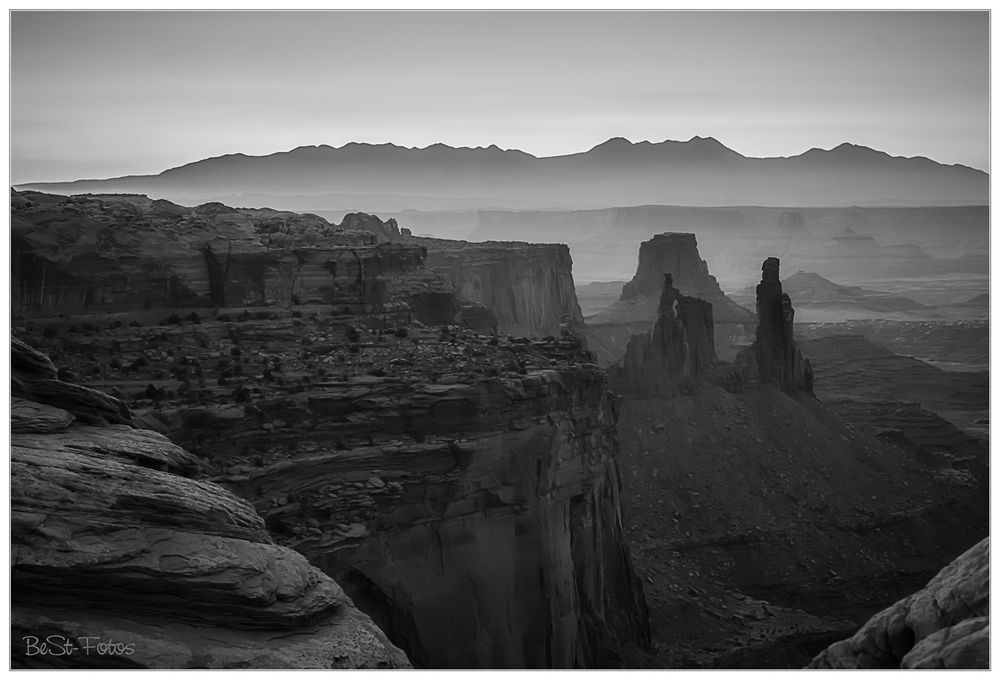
[11,10,989,183]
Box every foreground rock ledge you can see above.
[808,537,988,669]
[10,336,410,669]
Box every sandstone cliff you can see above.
[10,336,409,669]
[808,538,988,669]
[615,274,716,395]
[585,233,753,365]
[417,237,585,337]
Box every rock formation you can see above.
[808,538,988,669]
[727,258,813,395]
[585,233,753,365]
[13,191,581,340]
[419,238,585,337]
[752,258,814,394]
[10,191,449,319]
[620,233,727,304]
[616,274,716,395]
[163,329,648,668]
[10,336,409,669]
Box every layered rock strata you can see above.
[17,309,651,668]
[11,189,650,667]
[13,191,579,339]
[616,274,716,395]
[11,191,448,319]
[10,337,409,669]
[808,538,988,669]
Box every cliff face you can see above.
[419,238,585,337]
[10,337,409,669]
[808,538,988,669]
[728,257,814,395]
[616,274,717,395]
[159,330,648,668]
[11,191,452,321]
[585,233,753,365]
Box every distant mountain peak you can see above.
[588,137,634,152]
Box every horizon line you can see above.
[14,135,988,186]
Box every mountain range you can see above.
[16,137,988,212]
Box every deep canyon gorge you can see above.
[9,189,989,669]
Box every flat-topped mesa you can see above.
[616,274,717,395]
[750,257,814,395]
[620,233,722,301]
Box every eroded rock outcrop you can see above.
[10,337,410,669]
[419,238,585,337]
[616,274,716,395]
[808,538,988,669]
[753,258,814,394]
[727,258,814,395]
[585,233,753,365]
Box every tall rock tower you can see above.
[749,257,814,395]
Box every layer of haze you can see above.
[11,10,989,183]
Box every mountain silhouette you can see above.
[17,137,987,211]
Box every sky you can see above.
[10,10,990,183]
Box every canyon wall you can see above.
[11,337,409,669]
[146,328,649,668]
[419,238,585,337]
[12,191,650,668]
